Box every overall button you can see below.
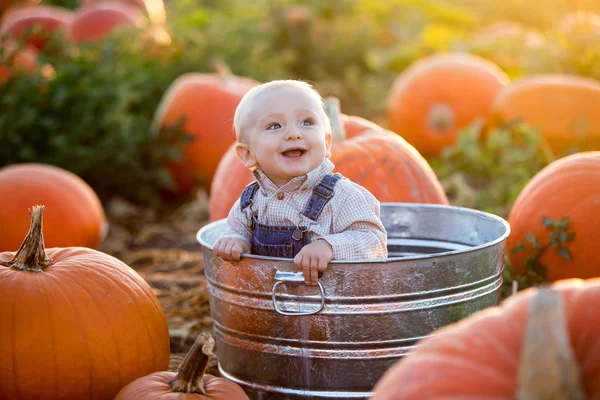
[276,193,285,200]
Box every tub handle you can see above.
[272,271,325,316]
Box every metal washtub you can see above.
[196,203,511,399]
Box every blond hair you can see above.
[233,80,331,141]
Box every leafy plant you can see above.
[503,216,576,297]
[429,120,553,218]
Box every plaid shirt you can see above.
[221,159,388,260]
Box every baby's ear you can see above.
[325,131,333,158]
[235,143,258,169]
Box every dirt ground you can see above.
[98,190,218,374]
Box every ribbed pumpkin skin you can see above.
[154,73,259,196]
[507,152,600,281]
[0,5,73,49]
[329,131,448,206]
[0,247,171,400]
[208,116,448,221]
[115,371,249,399]
[67,0,142,43]
[387,53,509,157]
[0,163,106,252]
[371,278,600,399]
[490,75,600,155]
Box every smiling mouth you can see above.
[281,149,307,157]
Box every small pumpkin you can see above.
[81,0,148,10]
[0,4,73,49]
[153,66,259,196]
[0,38,38,83]
[209,97,448,221]
[115,333,249,400]
[387,52,509,157]
[0,163,106,252]
[67,0,143,43]
[371,278,600,398]
[507,151,600,281]
[0,206,170,400]
[489,74,600,155]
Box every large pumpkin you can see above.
[0,163,106,252]
[67,0,143,43]
[387,52,509,157]
[0,4,73,49]
[490,74,600,155]
[507,151,600,281]
[153,69,259,196]
[209,98,448,221]
[0,206,170,400]
[371,278,600,398]
[116,333,249,400]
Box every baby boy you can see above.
[213,80,388,285]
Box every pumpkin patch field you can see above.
[1,0,600,398]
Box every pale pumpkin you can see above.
[507,151,600,281]
[371,278,600,398]
[0,163,106,252]
[153,67,259,196]
[387,52,509,157]
[0,206,170,400]
[490,74,600,155]
[209,97,448,221]
[116,333,249,400]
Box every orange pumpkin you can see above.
[371,278,600,398]
[209,98,448,221]
[0,4,73,49]
[116,333,248,400]
[490,75,600,155]
[507,151,600,282]
[67,0,143,43]
[0,206,170,400]
[387,53,510,157]
[0,38,38,83]
[153,68,259,196]
[0,163,106,252]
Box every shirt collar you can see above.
[252,159,335,195]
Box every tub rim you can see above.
[196,202,511,264]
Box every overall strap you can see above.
[301,173,344,221]
[240,182,259,210]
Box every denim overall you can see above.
[240,173,343,258]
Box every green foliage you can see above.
[430,121,553,218]
[501,216,576,298]
[0,29,199,203]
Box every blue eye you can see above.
[301,119,314,126]
[267,123,281,130]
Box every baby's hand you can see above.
[294,239,333,286]
[213,237,250,261]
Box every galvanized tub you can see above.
[197,203,510,400]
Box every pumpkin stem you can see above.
[515,288,585,400]
[213,59,233,78]
[323,97,346,143]
[0,205,53,272]
[170,332,215,394]
[427,103,455,134]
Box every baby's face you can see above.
[237,85,332,187]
